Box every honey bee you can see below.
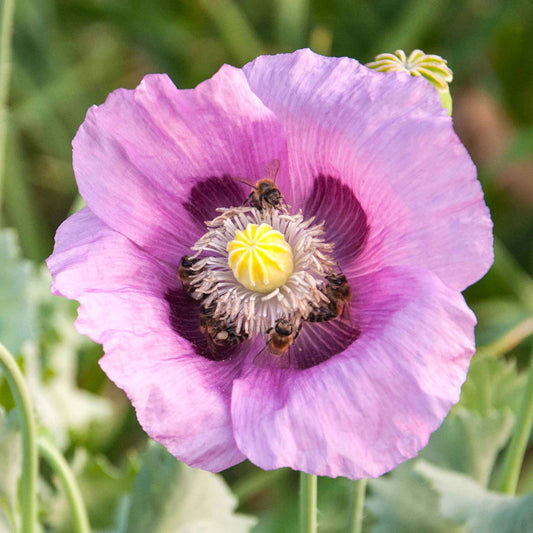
[306,273,352,323]
[252,317,302,369]
[178,255,201,295]
[265,317,302,355]
[199,303,249,351]
[263,316,302,357]
[234,159,285,211]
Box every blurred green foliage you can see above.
[0,0,532,531]
[0,409,21,532]
[3,0,532,265]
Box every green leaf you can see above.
[0,408,21,533]
[368,415,527,533]
[421,407,514,486]
[367,355,522,530]
[459,356,527,418]
[118,442,256,533]
[417,461,533,532]
[366,462,462,533]
[0,229,38,355]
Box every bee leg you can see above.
[293,321,303,342]
[241,191,255,207]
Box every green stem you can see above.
[0,342,38,533]
[499,350,533,495]
[37,438,90,533]
[0,0,15,219]
[299,472,317,533]
[349,479,367,533]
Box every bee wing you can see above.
[339,300,354,328]
[232,175,257,189]
[253,341,291,369]
[253,342,271,368]
[264,159,281,182]
[274,351,291,369]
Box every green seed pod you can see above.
[366,49,453,116]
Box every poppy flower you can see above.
[47,49,493,479]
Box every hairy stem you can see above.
[0,342,37,533]
[299,472,317,533]
[349,478,367,533]
[38,438,90,533]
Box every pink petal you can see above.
[47,208,245,471]
[243,49,493,291]
[73,69,289,264]
[231,266,475,479]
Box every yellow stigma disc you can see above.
[227,223,294,293]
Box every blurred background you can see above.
[1,0,532,531]
[4,0,533,265]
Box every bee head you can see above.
[265,189,282,204]
[275,318,293,336]
[257,180,282,206]
[181,255,198,268]
[327,273,346,286]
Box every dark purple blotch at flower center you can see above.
[166,173,367,370]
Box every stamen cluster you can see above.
[184,205,337,334]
